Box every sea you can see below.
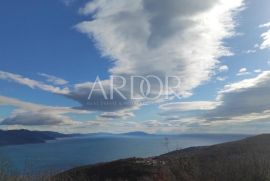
[0,134,248,174]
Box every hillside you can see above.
[0,129,75,146]
[54,134,270,181]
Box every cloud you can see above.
[259,22,270,50]
[76,0,243,98]
[0,0,244,115]
[0,71,140,113]
[0,0,246,124]
[0,71,134,112]
[1,112,73,126]
[239,68,247,72]
[254,69,262,73]
[219,65,229,72]
[140,118,202,133]
[0,71,69,95]
[259,22,270,28]
[260,30,270,50]
[243,49,256,54]
[237,67,250,76]
[99,111,134,120]
[206,71,270,120]
[0,95,88,115]
[66,80,141,112]
[0,95,140,132]
[216,76,227,81]
[155,72,270,133]
[160,101,219,112]
[0,95,88,126]
[38,73,69,86]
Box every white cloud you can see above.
[216,76,227,81]
[259,22,270,50]
[254,69,262,73]
[219,65,229,72]
[0,70,140,113]
[4,70,270,133]
[66,80,141,112]
[243,49,256,54]
[155,72,270,133]
[239,68,247,72]
[76,0,244,98]
[0,0,245,117]
[0,95,142,132]
[237,67,250,76]
[0,0,248,132]
[259,22,270,28]
[38,73,69,86]
[0,71,69,95]
[1,112,73,126]
[260,30,270,50]
[0,95,88,126]
[160,101,219,112]
[207,71,270,120]
[0,95,87,115]
[99,111,134,120]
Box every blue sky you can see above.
[0,0,270,134]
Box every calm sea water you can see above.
[0,134,248,174]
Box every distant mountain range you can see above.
[0,129,248,148]
[0,129,154,147]
[54,134,270,181]
[0,129,78,146]
[122,131,152,136]
[83,131,152,137]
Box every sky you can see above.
[0,0,270,134]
